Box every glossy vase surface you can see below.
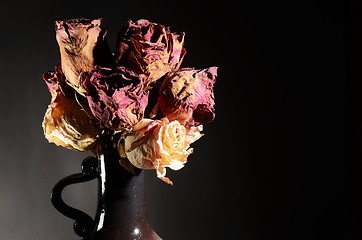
[89,150,161,240]
[51,149,161,240]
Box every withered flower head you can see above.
[43,94,100,152]
[115,19,186,86]
[43,63,73,100]
[121,118,203,185]
[158,67,217,126]
[43,66,100,152]
[43,17,218,184]
[83,66,149,131]
[56,18,113,95]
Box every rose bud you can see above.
[121,118,203,185]
[42,89,100,152]
[115,19,186,86]
[83,66,149,131]
[158,67,217,126]
[56,18,113,95]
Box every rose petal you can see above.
[83,66,149,131]
[43,63,74,100]
[43,93,100,152]
[56,18,113,95]
[158,67,217,126]
[121,118,202,185]
[115,19,186,86]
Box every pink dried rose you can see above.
[158,67,217,126]
[56,18,113,95]
[120,118,203,185]
[42,66,100,152]
[43,63,73,100]
[83,66,149,131]
[115,19,186,86]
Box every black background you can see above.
[0,0,353,239]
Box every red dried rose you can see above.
[56,18,113,95]
[158,67,217,126]
[83,66,149,131]
[115,19,186,86]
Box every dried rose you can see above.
[121,118,203,185]
[158,67,217,126]
[83,66,149,131]
[56,18,113,95]
[43,66,100,151]
[43,63,77,101]
[115,19,186,86]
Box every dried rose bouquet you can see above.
[43,18,217,185]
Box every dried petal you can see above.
[121,118,203,185]
[56,18,113,95]
[42,93,100,152]
[158,67,217,126]
[115,19,186,86]
[83,66,149,131]
[43,63,100,151]
[43,63,73,100]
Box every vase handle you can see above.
[51,156,98,238]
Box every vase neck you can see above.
[89,150,160,240]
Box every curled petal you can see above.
[121,118,203,185]
[43,63,73,100]
[83,66,149,131]
[115,19,186,86]
[56,18,113,95]
[42,93,100,152]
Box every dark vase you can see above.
[51,149,161,240]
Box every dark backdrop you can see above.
[0,0,352,240]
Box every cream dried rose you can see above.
[121,118,202,185]
[42,65,100,152]
[43,94,100,152]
